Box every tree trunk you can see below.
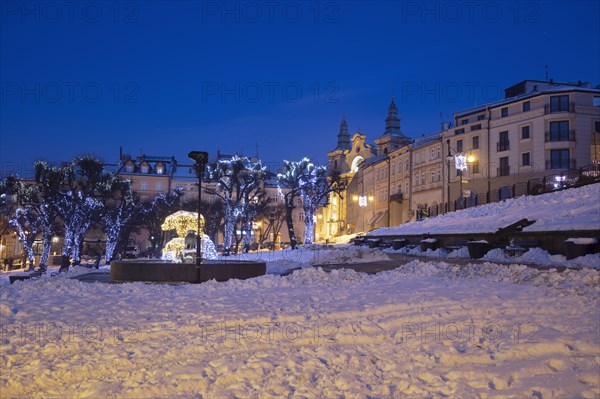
[284,199,297,250]
[39,229,52,270]
[304,211,315,245]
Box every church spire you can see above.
[385,96,401,135]
[336,114,351,150]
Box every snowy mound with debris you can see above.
[370,183,600,236]
[220,244,391,274]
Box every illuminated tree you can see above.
[142,188,184,252]
[9,207,40,270]
[299,166,345,245]
[204,156,267,256]
[102,178,142,263]
[276,158,313,250]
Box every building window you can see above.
[501,107,508,117]
[549,149,570,169]
[497,131,509,151]
[594,96,600,107]
[156,182,164,191]
[472,136,479,149]
[550,95,569,113]
[521,125,530,139]
[499,157,510,176]
[140,181,148,191]
[141,165,149,174]
[456,139,463,153]
[455,128,465,135]
[477,114,485,121]
[548,121,570,141]
[522,152,531,166]
[125,164,134,173]
[437,146,441,158]
[461,119,469,125]
[472,161,479,174]
[471,124,481,131]
[156,165,165,174]
[522,101,531,112]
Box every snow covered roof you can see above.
[455,85,600,118]
[412,132,442,149]
[361,154,388,168]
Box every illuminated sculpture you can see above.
[161,211,217,261]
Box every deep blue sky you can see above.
[1,0,599,177]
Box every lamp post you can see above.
[446,140,453,212]
[188,151,208,271]
[446,139,469,211]
[353,194,374,232]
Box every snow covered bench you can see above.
[505,239,539,257]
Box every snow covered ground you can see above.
[371,183,600,236]
[1,245,599,398]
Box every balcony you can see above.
[545,130,576,142]
[544,102,575,114]
[496,141,510,152]
[390,192,404,203]
[545,159,577,170]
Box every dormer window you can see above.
[141,164,149,174]
[156,164,165,174]
[125,164,134,173]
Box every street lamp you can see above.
[353,194,374,231]
[446,139,469,211]
[188,151,209,271]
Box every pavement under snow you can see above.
[1,246,599,398]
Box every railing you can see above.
[544,102,575,114]
[432,163,600,218]
[497,141,510,152]
[545,130,576,142]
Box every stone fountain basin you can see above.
[110,259,266,283]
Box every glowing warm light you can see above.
[467,155,476,164]
[161,210,205,237]
[368,195,374,202]
[317,214,323,219]
[352,195,359,201]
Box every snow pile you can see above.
[394,260,600,298]
[326,233,357,244]
[370,183,600,235]
[384,244,600,270]
[220,244,391,274]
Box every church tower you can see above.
[375,96,411,155]
[385,96,401,135]
[336,114,351,150]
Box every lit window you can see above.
[141,165,149,173]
